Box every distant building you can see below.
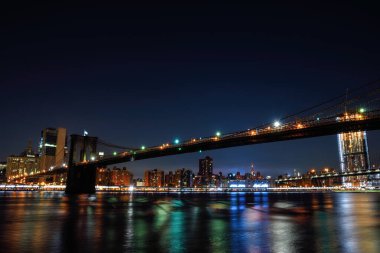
[39,128,68,172]
[164,171,175,187]
[96,167,111,186]
[110,167,133,186]
[133,178,144,187]
[198,156,213,176]
[0,161,6,182]
[338,131,369,172]
[181,169,194,188]
[6,143,40,182]
[170,168,194,188]
[144,169,165,187]
[96,167,133,186]
[338,131,370,187]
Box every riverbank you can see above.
[1,184,379,193]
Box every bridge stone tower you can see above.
[65,134,98,194]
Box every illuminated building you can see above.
[144,169,164,187]
[181,169,194,187]
[164,171,175,187]
[110,167,133,186]
[96,167,133,186]
[96,168,111,186]
[338,131,370,186]
[198,156,213,176]
[6,143,40,182]
[39,128,68,172]
[338,131,369,172]
[0,162,6,182]
[171,168,194,188]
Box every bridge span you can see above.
[66,110,380,194]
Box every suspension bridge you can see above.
[13,79,380,193]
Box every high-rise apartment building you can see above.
[144,169,164,187]
[39,128,67,172]
[338,131,369,172]
[198,156,213,176]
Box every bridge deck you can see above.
[76,112,380,168]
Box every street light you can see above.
[273,121,281,128]
[216,131,221,137]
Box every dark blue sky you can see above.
[1,2,380,177]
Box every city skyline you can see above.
[1,3,380,253]
[2,2,380,177]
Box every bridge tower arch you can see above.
[65,135,98,194]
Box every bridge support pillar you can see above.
[65,134,98,194]
[65,164,97,194]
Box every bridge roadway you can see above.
[76,111,380,169]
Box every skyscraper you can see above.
[338,131,369,172]
[198,156,213,176]
[39,128,67,172]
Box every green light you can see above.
[199,150,202,153]
[141,146,145,150]
[113,152,117,156]
[216,131,221,137]
[178,147,182,151]
[359,108,365,113]
[174,139,179,144]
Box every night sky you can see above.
[1,2,380,177]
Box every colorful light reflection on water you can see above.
[0,192,379,253]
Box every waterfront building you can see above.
[170,168,194,188]
[164,171,175,187]
[0,162,6,182]
[338,131,370,186]
[144,169,165,187]
[198,156,213,176]
[181,169,194,188]
[6,143,40,182]
[96,167,133,186]
[96,167,111,186]
[39,128,68,172]
[193,175,203,188]
[338,131,369,172]
[110,167,133,186]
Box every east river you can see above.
[0,192,379,253]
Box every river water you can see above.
[0,191,379,253]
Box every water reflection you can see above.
[0,192,379,253]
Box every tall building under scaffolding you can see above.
[338,131,370,186]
